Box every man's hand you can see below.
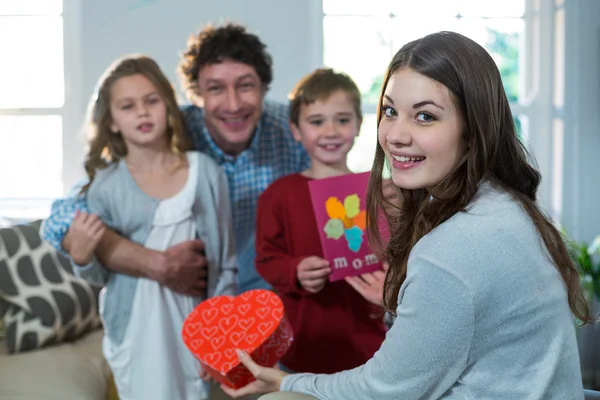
[345,263,389,306]
[68,211,106,265]
[148,240,208,297]
[297,256,331,293]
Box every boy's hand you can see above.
[297,256,331,293]
[68,211,106,266]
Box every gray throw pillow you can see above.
[0,220,101,353]
[0,302,6,341]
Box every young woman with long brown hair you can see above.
[221,31,589,400]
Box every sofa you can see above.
[0,219,118,400]
[0,219,252,400]
[0,329,115,399]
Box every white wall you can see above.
[561,0,600,243]
[63,0,322,189]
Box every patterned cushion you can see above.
[0,303,5,341]
[0,220,101,353]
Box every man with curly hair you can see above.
[41,22,310,295]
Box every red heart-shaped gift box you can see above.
[182,289,294,389]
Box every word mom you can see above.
[333,253,379,270]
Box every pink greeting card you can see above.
[308,172,383,281]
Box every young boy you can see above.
[255,68,387,374]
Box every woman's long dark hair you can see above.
[367,31,591,323]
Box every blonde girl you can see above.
[65,54,237,400]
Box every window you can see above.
[0,0,71,221]
[322,0,528,173]
[551,0,565,221]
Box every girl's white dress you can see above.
[102,152,209,400]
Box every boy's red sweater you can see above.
[255,173,386,373]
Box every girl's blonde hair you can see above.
[81,54,192,192]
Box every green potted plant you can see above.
[566,234,600,302]
[565,232,600,389]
